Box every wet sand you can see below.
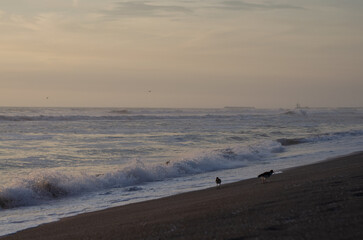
[2,152,363,240]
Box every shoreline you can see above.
[2,152,363,239]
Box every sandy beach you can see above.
[2,152,363,240]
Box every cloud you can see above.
[216,1,303,11]
[101,1,193,19]
[99,0,302,20]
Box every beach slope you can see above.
[2,152,363,240]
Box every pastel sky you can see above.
[1,0,362,108]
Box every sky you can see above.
[1,0,363,108]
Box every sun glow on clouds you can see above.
[0,1,363,108]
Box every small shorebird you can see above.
[215,177,222,188]
[258,170,274,183]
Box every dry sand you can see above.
[2,152,363,240]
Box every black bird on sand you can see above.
[215,177,222,188]
[258,170,274,183]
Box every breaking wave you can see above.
[1,128,361,209]
[277,138,306,146]
[277,130,363,146]
[307,130,363,141]
[0,141,283,209]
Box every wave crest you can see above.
[0,141,282,209]
[277,130,363,147]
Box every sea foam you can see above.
[0,140,282,209]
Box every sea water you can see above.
[1,107,363,236]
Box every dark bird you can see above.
[215,177,222,188]
[258,170,274,183]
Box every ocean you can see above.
[1,107,362,236]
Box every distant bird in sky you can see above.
[215,177,221,188]
[258,170,274,183]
